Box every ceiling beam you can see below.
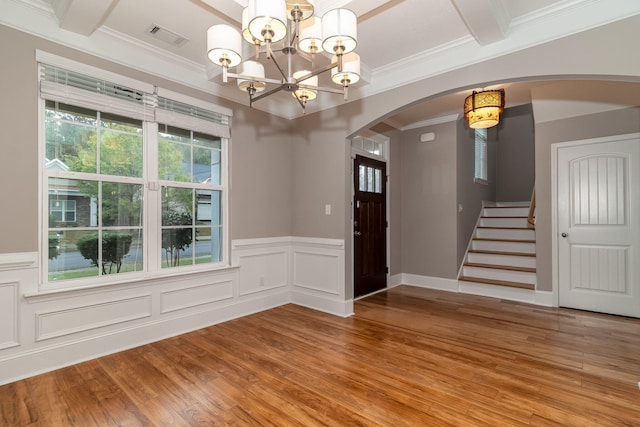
[51,0,119,36]
[450,0,511,45]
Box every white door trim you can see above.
[551,132,640,309]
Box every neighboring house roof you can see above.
[45,158,70,171]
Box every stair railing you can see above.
[527,187,536,229]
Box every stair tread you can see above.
[473,237,536,243]
[459,276,535,290]
[477,226,532,230]
[481,216,528,219]
[464,262,536,273]
[484,205,529,209]
[469,249,536,257]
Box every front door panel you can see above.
[354,155,387,298]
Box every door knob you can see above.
[561,232,568,238]
[354,231,361,236]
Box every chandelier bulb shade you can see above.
[331,52,360,86]
[292,70,318,102]
[322,8,357,55]
[242,7,265,46]
[207,24,242,68]
[286,0,315,21]
[298,16,323,54]
[237,61,267,93]
[464,89,505,129]
[247,0,288,43]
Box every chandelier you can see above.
[206,0,361,112]
[464,89,505,129]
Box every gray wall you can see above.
[399,122,458,279]
[496,104,535,202]
[0,24,294,254]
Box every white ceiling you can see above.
[2,0,639,125]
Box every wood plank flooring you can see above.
[2,285,640,426]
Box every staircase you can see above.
[459,203,536,291]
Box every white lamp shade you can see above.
[248,0,287,43]
[237,61,267,92]
[207,25,243,67]
[286,0,315,21]
[298,17,323,53]
[293,70,318,101]
[322,8,357,54]
[331,52,360,86]
[242,7,264,45]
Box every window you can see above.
[474,128,488,183]
[358,165,383,194]
[49,199,76,223]
[352,136,384,157]
[39,54,230,288]
[158,125,223,268]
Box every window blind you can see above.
[39,64,156,122]
[39,63,231,138]
[156,96,230,138]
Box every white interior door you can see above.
[557,133,640,317]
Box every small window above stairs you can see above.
[459,203,536,291]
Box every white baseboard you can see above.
[401,274,459,292]
[0,290,289,386]
[535,290,555,306]
[291,290,353,317]
[392,273,557,308]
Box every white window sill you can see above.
[474,178,489,186]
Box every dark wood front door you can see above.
[354,155,387,298]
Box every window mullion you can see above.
[145,121,161,273]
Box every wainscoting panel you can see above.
[0,282,19,350]
[293,250,342,295]
[36,295,152,341]
[237,251,288,296]
[290,237,350,316]
[160,279,234,314]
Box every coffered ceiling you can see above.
[2,0,639,124]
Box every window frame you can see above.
[37,51,231,291]
[474,128,489,185]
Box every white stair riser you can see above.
[483,207,529,217]
[466,253,537,269]
[472,240,536,253]
[475,228,534,240]
[480,217,528,228]
[462,266,537,284]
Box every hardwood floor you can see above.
[2,285,640,426]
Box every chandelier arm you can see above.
[292,93,306,112]
[224,72,281,86]
[303,85,343,95]
[287,18,299,48]
[294,61,340,83]
[268,51,290,82]
[250,84,287,104]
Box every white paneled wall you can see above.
[0,236,347,385]
[291,237,349,316]
[232,237,351,317]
